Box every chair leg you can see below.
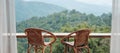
[34,49,37,53]
[42,47,46,53]
[88,48,90,53]
[73,47,77,53]
[50,45,52,53]
[64,45,68,53]
[27,45,32,53]
[27,47,31,53]
[34,46,38,53]
[78,49,82,53]
[86,47,90,53]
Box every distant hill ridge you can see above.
[16,10,111,32]
[15,0,66,22]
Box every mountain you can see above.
[15,0,66,22]
[15,0,112,22]
[16,10,111,32]
[34,0,112,15]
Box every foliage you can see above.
[16,10,111,33]
[17,10,111,53]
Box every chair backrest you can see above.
[74,29,90,47]
[25,28,46,46]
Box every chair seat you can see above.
[64,42,74,47]
[44,42,51,45]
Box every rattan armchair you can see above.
[25,28,56,53]
[61,29,91,53]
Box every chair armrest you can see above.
[48,33,56,45]
[61,32,75,44]
[43,30,56,45]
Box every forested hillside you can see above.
[16,10,111,33]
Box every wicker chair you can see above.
[61,29,91,53]
[25,28,56,53]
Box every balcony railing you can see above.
[16,33,111,38]
[17,33,111,53]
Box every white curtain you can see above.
[110,0,120,53]
[0,0,17,53]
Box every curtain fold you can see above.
[110,0,120,53]
[0,0,17,53]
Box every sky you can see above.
[24,0,112,6]
[76,0,112,6]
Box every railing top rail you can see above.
[16,33,111,38]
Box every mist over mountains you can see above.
[15,0,66,22]
[30,0,111,15]
[15,0,112,22]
